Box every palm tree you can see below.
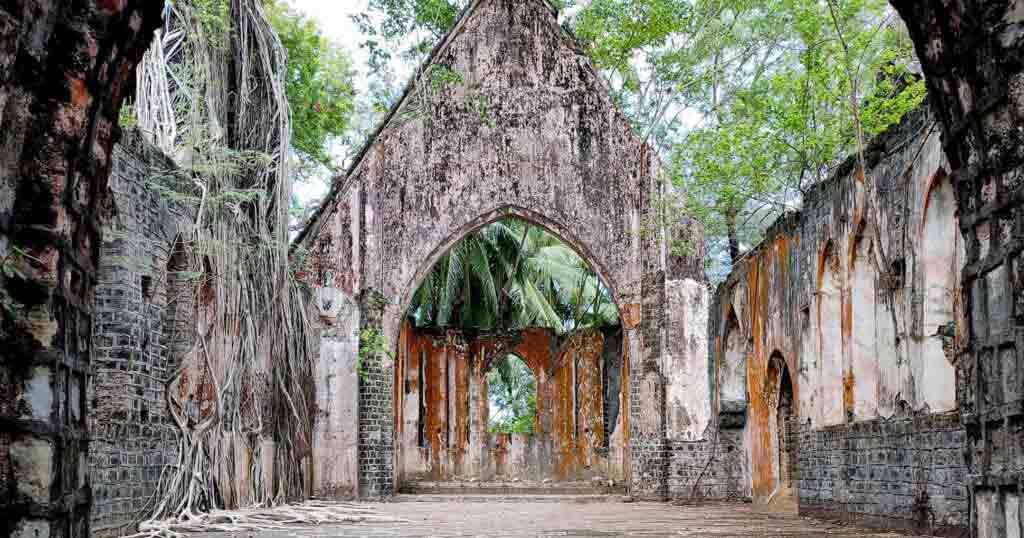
[407,219,618,333]
[487,354,537,434]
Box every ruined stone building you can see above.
[711,106,969,531]
[1,1,1022,538]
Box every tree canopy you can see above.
[351,0,926,281]
[266,0,357,177]
[408,219,618,334]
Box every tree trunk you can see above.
[726,210,740,263]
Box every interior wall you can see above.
[394,322,627,485]
[708,105,969,529]
[89,131,193,536]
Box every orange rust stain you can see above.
[96,0,127,13]
[746,251,774,502]
[450,339,470,475]
[548,330,606,480]
[69,78,91,109]
[843,369,855,416]
[420,334,449,480]
[620,303,641,329]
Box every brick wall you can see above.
[888,3,1024,536]
[797,413,968,535]
[667,429,747,499]
[0,3,163,537]
[88,130,192,536]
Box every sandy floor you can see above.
[189,500,928,538]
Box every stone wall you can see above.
[709,104,969,529]
[667,429,748,499]
[395,324,626,485]
[797,412,967,535]
[88,130,193,537]
[889,3,1024,536]
[0,2,163,537]
[295,0,709,499]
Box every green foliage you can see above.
[357,328,393,380]
[429,65,463,92]
[487,355,537,435]
[570,0,925,261]
[266,0,357,173]
[408,219,618,334]
[352,0,465,69]
[188,0,232,38]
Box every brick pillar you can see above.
[889,2,1024,535]
[0,2,163,537]
[356,290,394,498]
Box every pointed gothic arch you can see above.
[295,0,706,499]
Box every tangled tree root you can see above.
[126,501,407,537]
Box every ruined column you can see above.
[356,290,395,498]
[889,2,1024,535]
[0,2,164,537]
[311,287,360,499]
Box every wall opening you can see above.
[394,217,625,489]
[817,242,844,426]
[850,235,879,420]
[487,354,537,435]
[918,174,960,411]
[720,310,746,419]
[766,352,795,501]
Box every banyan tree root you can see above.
[126,501,408,537]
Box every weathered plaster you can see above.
[295,0,706,499]
[311,288,360,499]
[710,106,969,523]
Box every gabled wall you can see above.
[294,0,709,500]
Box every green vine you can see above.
[357,327,392,380]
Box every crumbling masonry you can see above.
[1,1,1023,538]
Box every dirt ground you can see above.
[189,500,929,538]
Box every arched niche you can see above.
[816,241,844,426]
[917,171,961,412]
[849,232,879,420]
[720,307,747,419]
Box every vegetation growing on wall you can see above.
[266,1,357,177]
[121,0,336,530]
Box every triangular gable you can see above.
[293,0,627,248]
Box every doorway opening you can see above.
[393,217,626,490]
[766,352,796,508]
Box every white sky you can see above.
[287,0,371,67]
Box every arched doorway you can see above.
[392,217,627,490]
[486,354,538,479]
[765,352,795,506]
